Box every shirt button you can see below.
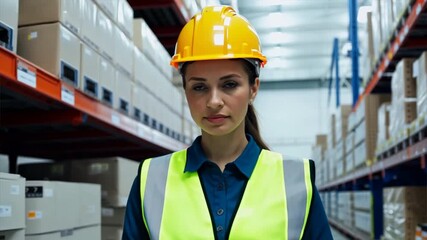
[217,183,224,191]
[217,208,224,216]
[216,226,223,232]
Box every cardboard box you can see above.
[18,23,81,87]
[73,225,101,240]
[78,183,101,227]
[328,114,336,148]
[97,9,114,61]
[117,0,133,39]
[377,102,391,150]
[81,0,99,51]
[26,225,101,240]
[93,0,118,23]
[99,56,115,106]
[0,229,25,240]
[335,104,352,143]
[0,0,19,52]
[80,44,100,99]
[101,207,125,226]
[18,0,82,35]
[102,226,123,240]
[0,173,25,231]
[25,181,80,234]
[113,25,133,77]
[70,157,139,207]
[315,134,328,151]
[115,70,132,115]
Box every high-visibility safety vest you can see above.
[140,149,313,240]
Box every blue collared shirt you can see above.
[123,135,333,240]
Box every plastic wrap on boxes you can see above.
[355,210,371,234]
[353,191,371,211]
[0,0,19,52]
[380,0,395,44]
[354,140,367,169]
[371,0,383,62]
[345,131,354,172]
[414,52,427,115]
[133,19,158,63]
[328,114,336,148]
[383,187,427,240]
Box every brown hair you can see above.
[181,60,270,150]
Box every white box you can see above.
[102,226,122,240]
[78,183,101,227]
[81,0,99,51]
[19,0,82,36]
[99,56,115,106]
[70,157,139,207]
[0,229,25,240]
[101,207,125,226]
[0,173,25,231]
[133,19,157,62]
[97,8,114,61]
[93,0,118,23]
[26,225,101,240]
[25,181,80,234]
[113,25,133,76]
[80,44,100,98]
[73,225,101,240]
[132,83,152,123]
[18,23,81,87]
[117,0,133,39]
[115,70,132,114]
[0,0,19,52]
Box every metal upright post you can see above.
[370,176,384,240]
[334,38,340,108]
[349,0,360,108]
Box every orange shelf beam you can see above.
[0,47,187,152]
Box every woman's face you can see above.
[184,60,259,137]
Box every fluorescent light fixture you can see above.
[357,6,372,23]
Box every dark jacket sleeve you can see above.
[122,162,150,240]
[301,160,333,240]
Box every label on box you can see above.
[111,114,120,125]
[17,60,36,88]
[61,84,75,105]
[0,205,12,217]
[27,210,43,220]
[10,184,20,195]
[102,208,114,217]
[26,186,43,198]
[44,188,53,197]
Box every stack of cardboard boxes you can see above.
[18,157,139,240]
[0,173,25,240]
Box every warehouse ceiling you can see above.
[129,0,371,86]
[238,0,360,83]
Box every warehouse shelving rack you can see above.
[0,47,187,173]
[320,0,427,239]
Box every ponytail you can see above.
[245,105,269,150]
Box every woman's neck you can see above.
[200,130,248,171]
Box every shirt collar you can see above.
[185,134,261,179]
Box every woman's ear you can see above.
[250,77,260,101]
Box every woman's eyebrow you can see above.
[219,74,241,80]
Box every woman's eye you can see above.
[192,85,207,91]
[223,81,238,89]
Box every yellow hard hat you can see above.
[170,6,267,69]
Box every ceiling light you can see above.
[357,6,372,23]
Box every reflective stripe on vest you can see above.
[140,149,313,240]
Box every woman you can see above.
[123,6,332,240]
